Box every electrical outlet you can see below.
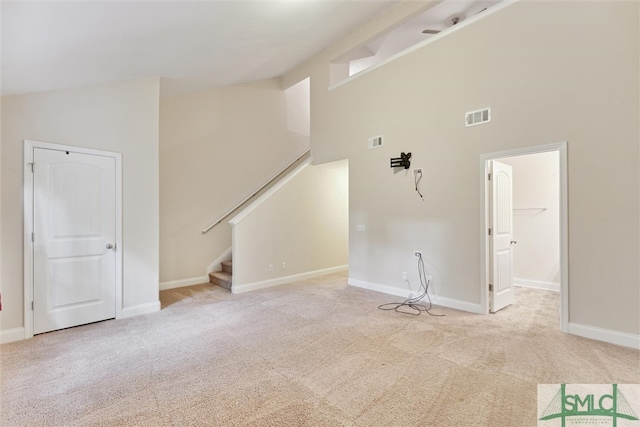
[281,262,286,270]
[402,272,407,280]
[414,251,422,258]
[268,264,273,272]
[413,168,423,175]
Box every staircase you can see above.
[209,260,232,291]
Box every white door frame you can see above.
[23,140,123,339]
[479,142,568,332]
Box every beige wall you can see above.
[1,77,161,331]
[286,77,311,138]
[0,95,3,317]
[284,1,639,335]
[501,152,560,288]
[231,159,348,289]
[159,78,309,284]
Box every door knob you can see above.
[106,243,115,250]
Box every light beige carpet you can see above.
[1,272,638,426]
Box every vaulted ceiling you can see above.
[2,1,502,98]
[1,1,401,97]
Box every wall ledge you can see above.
[328,0,518,91]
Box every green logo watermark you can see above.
[538,384,639,427]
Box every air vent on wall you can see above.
[465,107,491,127]
[368,135,383,149]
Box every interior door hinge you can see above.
[28,162,34,173]
[487,173,491,180]
[32,232,35,242]
[31,301,34,310]
[488,228,492,236]
[489,284,493,292]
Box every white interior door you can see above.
[33,148,117,334]
[489,160,514,313]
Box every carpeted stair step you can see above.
[209,271,232,291]
[221,260,233,274]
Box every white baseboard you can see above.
[568,322,640,350]
[348,278,408,298]
[428,294,484,314]
[207,247,232,273]
[160,276,209,291]
[3,301,163,341]
[0,327,25,344]
[233,265,348,294]
[347,278,483,314]
[120,301,161,319]
[514,278,559,292]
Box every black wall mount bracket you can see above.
[390,152,412,169]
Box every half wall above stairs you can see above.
[229,158,349,293]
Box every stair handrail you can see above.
[201,148,311,234]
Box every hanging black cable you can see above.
[415,169,424,200]
[378,254,445,316]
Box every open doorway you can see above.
[501,152,560,291]
[480,143,568,332]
